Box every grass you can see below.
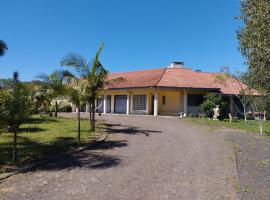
[0,115,98,167]
[186,118,270,138]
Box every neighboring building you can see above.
[94,62,248,117]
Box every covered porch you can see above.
[92,88,216,117]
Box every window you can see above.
[187,94,204,107]
[162,96,166,105]
[133,95,147,110]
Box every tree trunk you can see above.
[77,107,81,143]
[259,117,263,135]
[89,102,92,128]
[55,101,58,118]
[91,99,96,133]
[13,131,17,163]
[243,106,247,125]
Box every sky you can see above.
[0,0,245,81]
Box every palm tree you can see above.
[32,86,51,114]
[0,40,8,56]
[61,44,123,132]
[66,78,84,143]
[36,70,72,117]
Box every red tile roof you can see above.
[107,67,250,95]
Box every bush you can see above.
[59,105,72,112]
[200,93,226,119]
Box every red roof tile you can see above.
[108,68,165,89]
[107,67,250,95]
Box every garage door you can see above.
[114,95,127,114]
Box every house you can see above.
[93,62,248,117]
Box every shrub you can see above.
[59,105,72,112]
[50,104,72,112]
[200,93,226,119]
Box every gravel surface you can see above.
[220,129,270,200]
[0,114,238,200]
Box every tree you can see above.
[200,93,226,119]
[0,72,31,162]
[216,67,255,123]
[61,44,123,132]
[237,0,270,92]
[0,40,8,56]
[24,81,51,114]
[36,70,72,117]
[32,87,51,113]
[66,78,84,143]
[250,94,268,134]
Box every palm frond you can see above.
[60,70,76,85]
[60,52,90,77]
[91,43,105,75]
[35,73,50,83]
[106,77,126,87]
[95,43,104,63]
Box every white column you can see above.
[111,95,114,113]
[71,102,76,112]
[103,95,107,114]
[126,94,130,115]
[154,92,158,116]
[85,104,89,113]
[183,90,187,117]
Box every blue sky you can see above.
[0,0,245,81]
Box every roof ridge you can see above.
[155,68,167,86]
[110,67,165,74]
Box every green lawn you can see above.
[0,115,98,167]
[186,118,270,138]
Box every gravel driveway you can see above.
[0,114,238,200]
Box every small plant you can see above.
[200,93,226,119]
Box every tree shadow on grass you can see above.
[103,123,162,136]
[19,127,46,133]
[0,135,125,173]
[24,116,58,124]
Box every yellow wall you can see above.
[158,91,182,115]
[105,88,209,115]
